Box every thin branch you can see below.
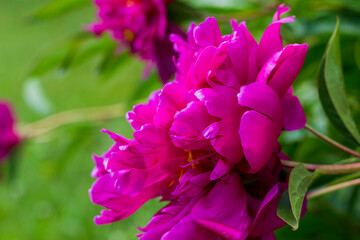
[281,159,360,175]
[304,124,360,159]
[307,178,360,199]
[19,103,125,139]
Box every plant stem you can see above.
[307,178,360,199]
[281,160,360,175]
[304,124,360,158]
[19,103,125,139]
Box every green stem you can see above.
[281,160,360,175]
[19,103,125,139]
[305,124,360,159]
[307,178,360,199]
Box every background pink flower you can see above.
[90,0,185,83]
[0,101,20,163]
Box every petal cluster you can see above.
[90,4,308,239]
[90,0,184,83]
[170,4,307,174]
[0,101,20,163]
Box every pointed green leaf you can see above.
[277,190,297,228]
[277,165,317,230]
[318,18,360,146]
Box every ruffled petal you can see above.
[170,101,217,150]
[193,17,222,48]
[89,172,163,224]
[191,172,251,240]
[228,22,258,85]
[256,44,308,97]
[154,82,187,128]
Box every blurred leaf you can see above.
[29,49,68,76]
[73,36,117,67]
[5,144,22,182]
[167,2,203,24]
[128,71,161,106]
[318,18,360,146]
[58,33,91,72]
[355,38,360,70]
[23,78,54,116]
[29,33,114,77]
[97,49,129,80]
[278,165,317,230]
[30,0,91,21]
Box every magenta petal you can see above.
[126,90,159,130]
[191,172,251,239]
[195,218,247,240]
[207,69,241,90]
[240,111,279,173]
[228,22,258,85]
[267,44,308,97]
[193,17,222,48]
[272,4,294,23]
[258,23,283,67]
[162,215,217,240]
[249,183,287,237]
[210,157,229,180]
[195,86,242,119]
[193,46,218,89]
[196,86,246,165]
[282,93,306,131]
[258,4,294,66]
[170,101,217,150]
[91,154,109,178]
[0,102,20,162]
[154,82,187,128]
[238,82,283,130]
[89,172,162,224]
[193,43,228,89]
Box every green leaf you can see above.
[277,190,297,228]
[277,165,317,230]
[28,33,96,76]
[318,18,360,146]
[5,144,22,182]
[97,49,129,80]
[30,0,91,21]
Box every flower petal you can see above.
[238,82,283,130]
[258,4,294,66]
[193,17,222,48]
[240,111,279,173]
[249,183,287,237]
[282,93,306,131]
[170,101,217,150]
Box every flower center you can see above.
[123,29,135,42]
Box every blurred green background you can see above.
[0,0,359,239]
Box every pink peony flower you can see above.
[169,4,307,175]
[0,101,20,163]
[89,0,185,83]
[90,4,307,238]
